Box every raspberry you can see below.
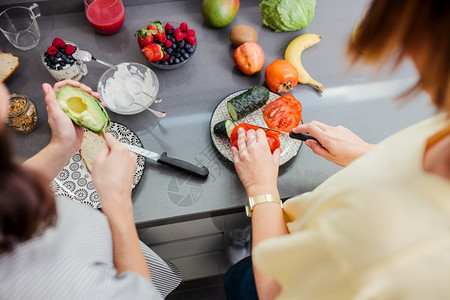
[165,22,173,32]
[185,29,196,37]
[185,36,196,46]
[180,22,188,32]
[174,28,185,42]
[65,44,76,55]
[47,46,57,56]
[52,37,66,49]
[164,40,173,49]
[156,32,167,43]
[161,53,170,62]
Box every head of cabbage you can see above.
[260,0,316,32]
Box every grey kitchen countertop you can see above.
[1,0,435,227]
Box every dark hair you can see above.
[0,128,57,254]
[348,0,450,114]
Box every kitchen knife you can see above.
[246,125,320,143]
[123,144,209,179]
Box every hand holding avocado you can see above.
[42,80,97,157]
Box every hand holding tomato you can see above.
[230,123,281,154]
[231,127,281,197]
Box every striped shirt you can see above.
[0,196,181,299]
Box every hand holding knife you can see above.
[254,125,320,143]
[123,143,209,179]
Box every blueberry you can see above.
[183,53,190,59]
[60,48,65,54]
[188,47,195,54]
[55,53,61,58]
[175,53,181,58]
[175,58,180,64]
[50,64,56,69]
[167,29,173,35]
[46,61,52,66]
[180,57,185,62]
[171,43,177,49]
[180,49,185,54]
[61,54,67,60]
[57,66,63,70]
[163,61,169,65]
[67,55,73,60]
[60,61,66,66]
[167,48,173,54]
[178,40,185,48]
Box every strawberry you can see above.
[142,43,165,62]
[161,53,170,62]
[135,28,155,49]
[64,44,76,55]
[165,22,173,32]
[155,32,167,43]
[164,40,173,49]
[180,22,188,32]
[147,21,163,33]
[185,29,196,37]
[185,35,196,46]
[52,37,66,49]
[174,28,185,42]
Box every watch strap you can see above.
[246,194,282,217]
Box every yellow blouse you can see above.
[253,113,450,300]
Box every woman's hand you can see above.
[231,128,281,197]
[43,80,101,156]
[293,121,375,167]
[92,133,137,217]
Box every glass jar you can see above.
[8,92,38,133]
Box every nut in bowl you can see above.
[136,21,197,70]
[97,62,159,115]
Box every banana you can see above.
[285,33,324,93]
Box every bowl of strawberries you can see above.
[135,20,197,70]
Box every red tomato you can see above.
[230,123,281,154]
[263,94,302,132]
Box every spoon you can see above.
[73,50,115,68]
[115,91,166,118]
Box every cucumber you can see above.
[213,119,236,138]
[227,86,270,121]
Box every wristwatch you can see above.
[245,194,283,217]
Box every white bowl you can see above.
[97,62,159,115]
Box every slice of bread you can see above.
[0,52,19,82]
[80,130,107,173]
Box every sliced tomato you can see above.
[230,123,280,154]
[263,94,302,132]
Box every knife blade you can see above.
[247,125,320,143]
[123,144,209,179]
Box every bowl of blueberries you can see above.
[42,38,87,81]
[139,21,197,70]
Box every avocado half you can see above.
[56,86,110,134]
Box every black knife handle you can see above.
[289,131,320,143]
[157,152,209,179]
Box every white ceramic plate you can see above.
[210,89,303,165]
[50,122,146,209]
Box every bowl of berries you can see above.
[136,21,197,70]
[42,37,88,81]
